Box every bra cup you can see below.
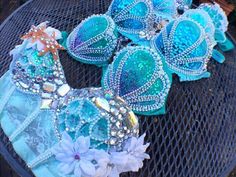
[198,3,228,33]
[107,0,155,45]
[151,18,212,81]
[102,46,172,115]
[56,88,139,152]
[67,14,118,66]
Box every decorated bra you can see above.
[0,1,234,177]
[0,22,171,177]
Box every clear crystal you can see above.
[57,84,70,96]
[95,97,110,112]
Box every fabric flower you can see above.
[95,134,150,177]
[52,132,96,177]
[93,149,111,177]
[122,133,150,172]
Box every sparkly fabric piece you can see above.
[152,0,177,21]
[198,3,228,34]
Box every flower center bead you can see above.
[74,154,80,160]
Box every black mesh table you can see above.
[1,0,236,177]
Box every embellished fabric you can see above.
[102,46,172,115]
[152,0,177,21]
[107,0,155,45]
[198,3,228,35]
[198,3,234,53]
[176,0,192,12]
[182,9,227,63]
[151,17,212,81]
[198,3,230,45]
[0,1,233,177]
[183,9,216,47]
[0,23,149,177]
[67,14,118,66]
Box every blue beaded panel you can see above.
[183,9,216,46]
[198,3,228,33]
[107,0,154,44]
[102,46,172,115]
[152,0,177,21]
[67,14,118,66]
[9,42,65,95]
[151,18,212,81]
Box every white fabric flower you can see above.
[93,149,111,177]
[52,132,96,177]
[122,133,150,172]
[95,134,150,177]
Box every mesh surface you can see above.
[0,0,236,177]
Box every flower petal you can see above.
[79,159,96,176]
[109,167,120,177]
[58,162,75,175]
[74,163,82,177]
[55,152,74,163]
[111,151,129,166]
[61,132,73,143]
[137,133,146,145]
[75,136,90,154]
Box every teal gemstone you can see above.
[76,123,90,137]
[27,65,36,77]
[43,54,55,67]
[19,56,29,66]
[29,51,43,66]
[79,100,100,121]
[91,118,109,141]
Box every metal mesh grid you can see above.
[0,0,236,177]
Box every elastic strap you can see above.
[212,49,225,63]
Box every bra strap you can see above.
[27,148,54,169]
[0,85,15,114]
[9,106,41,141]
